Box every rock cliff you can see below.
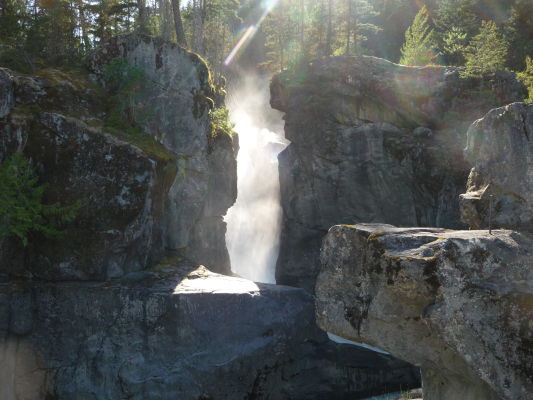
[0,36,421,399]
[271,55,526,291]
[0,264,419,400]
[460,102,533,232]
[316,224,533,400]
[0,34,237,279]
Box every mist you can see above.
[224,73,289,284]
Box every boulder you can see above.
[0,264,420,400]
[271,55,526,291]
[0,34,237,279]
[460,102,533,232]
[316,223,533,400]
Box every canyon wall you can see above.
[271,56,526,291]
[0,34,237,279]
[315,102,533,400]
[0,36,420,399]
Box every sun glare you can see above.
[224,0,280,66]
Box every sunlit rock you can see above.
[460,102,533,232]
[0,34,237,279]
[316,223,533,400]
[271,55,526,292]
[0,264,420,400]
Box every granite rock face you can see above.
[0,34,237,279]
[316,224,533,400]
[89,34,237,266]
[460,102,533,232]
[0,265,420,400]
[271,56,527,291]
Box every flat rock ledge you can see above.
[0,264,419,400]
[316,224,533,400]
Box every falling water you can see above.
[224,74,288,284]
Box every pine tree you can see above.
[441,25,468,66]
[517,56,533,102]
[505,0,533,71]
[462,20,508,78]
[0,153,80,246]
[399,5,437,66]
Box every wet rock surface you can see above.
[460,102,533,232]
[0,265,420,400]
[316,223,533,400]
[271,55,526,291]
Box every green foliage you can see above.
[0,153,80,246]
[462,20,508,78]
[400,6,437,66]
[102,58,150,126]
[0,45,33,73]
[517,56,533,102]
[209,107,234,139]
[441,26,468,66]
[101,58,174,161]
[435,0,480,39]
[505,0,533,71]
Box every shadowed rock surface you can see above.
[460,102,533,232]
[316,224,533,400]
[0,265,420,400]
[271,55,526,291]
[0,36,421,399]
[0,33,237,279]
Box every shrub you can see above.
[517,56,533,102]
[0,153,80,246]
[209,107,235,139]
[102,58,150,125]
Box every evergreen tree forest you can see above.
[0,0,532,82]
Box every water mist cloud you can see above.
[224,74,288,284]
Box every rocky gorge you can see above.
[270,56,526,291]
[291,61,532,398]
[0,35,421,399]
[0,32,531,400]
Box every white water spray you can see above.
[224,74,288,284]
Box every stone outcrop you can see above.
[316,224,533,400]
[0,264,420,400]
[460,102,533,232]
[0,34,237,279]
[271,55,527,291]
[0,37,421,400]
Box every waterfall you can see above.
[224,74,288,284]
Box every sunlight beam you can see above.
[223,0,280,66]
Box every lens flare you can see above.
[224,26,258,66]
[223,0,280,66]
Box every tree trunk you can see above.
[77,0,91,51]
[300,0,305,57]
[137,0,149,34]
[171,0,187,46]
[345,0,352,54]
[325,0,333,55]
[158,0,171,40]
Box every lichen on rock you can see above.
[316,223,533,400]
[0,33,238,279]
[271,55,526,292]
